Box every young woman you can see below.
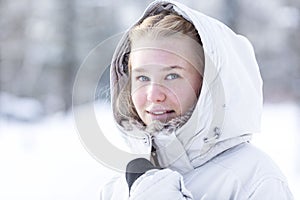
[100,0,294,199]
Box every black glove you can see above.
[125,158,159,191]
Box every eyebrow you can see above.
[132,65,184,73]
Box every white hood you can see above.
[110,0,263,174]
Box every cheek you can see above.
[131,89,146,111]
[191,73,203,95]
[170,80,199,99]
[170,82,199,112]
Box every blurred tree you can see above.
[0,0,29,94]
[288,0,300,104]
[222,0,240,30]
[59,0,77,111]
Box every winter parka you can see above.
[100,0,294,199]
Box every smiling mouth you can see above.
[147,110,175,115]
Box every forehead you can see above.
[130,36,204,73]
[130,48,187,67]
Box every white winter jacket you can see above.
[100,0,294,199]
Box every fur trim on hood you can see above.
[110,0,263,174]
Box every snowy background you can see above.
[0,97,299,199]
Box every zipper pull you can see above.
[150,146,160,167]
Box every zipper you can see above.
[151,145,160,167]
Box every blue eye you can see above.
[137,76,150,82]
[166,73,180,80]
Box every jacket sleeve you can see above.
[249,178,294,200]
[129,168,193,200]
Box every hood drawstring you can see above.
[203,127,221,144]
[198,127,221,156]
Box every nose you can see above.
[146,83,166,103]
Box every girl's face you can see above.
[130,36,203,125]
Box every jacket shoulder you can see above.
[185,143,294,199]
[213,143,287,181]
[211,143,293,198]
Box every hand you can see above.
[129,168,193,200]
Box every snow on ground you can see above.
[0,102,299,199]
[0,107,119,200]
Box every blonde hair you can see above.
[115,11,203,127]
[130,11,202,45]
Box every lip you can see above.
[146,108,176,122]
[146,110,174,115]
